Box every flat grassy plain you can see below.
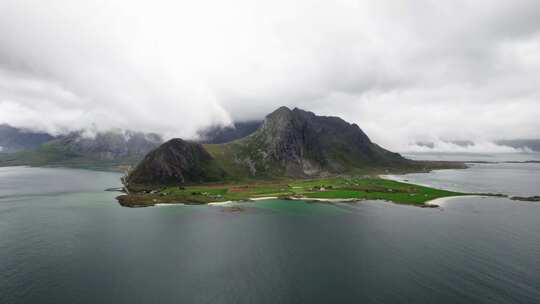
[117,177,470,207]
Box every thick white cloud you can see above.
[0,0,539,150]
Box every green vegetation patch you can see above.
[118,177,471,207]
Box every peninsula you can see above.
[117,107,468,207]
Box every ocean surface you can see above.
[386,162,540,197]
[1,159,540,303]
[393,152,540,196]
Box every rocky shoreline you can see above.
[511,196,540,202]
[115,193,456,209]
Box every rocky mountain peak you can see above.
[124,106,407,188]
[232,106,404,177]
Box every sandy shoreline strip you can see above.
[157,195,488,208]
[208,197,279,205]
[289,197,361,203]
[250,196,279,201]
[209,196,358,205]
[250,196,360,203]
[208,201,234,206]
[425,195,494,207]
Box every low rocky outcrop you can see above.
[511,196,540,202]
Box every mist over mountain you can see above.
[1,1,539,149]
[0,129,162,170]
[407,139,538,154]
[126,107,432,187]
[219,107,406,177]
[0,125,55,153]
[196,121,262,144]
[496,139,540,153]
[58,131,163,160]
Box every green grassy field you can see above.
[117,177,471,207]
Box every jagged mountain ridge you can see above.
[212,107,406,177]
[126,107,409,187]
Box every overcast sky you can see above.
[0,0,539,151]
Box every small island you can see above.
[117,107,471,208]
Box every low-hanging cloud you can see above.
[405,140,533,154]
[0,0,539,151]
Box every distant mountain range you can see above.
[414,139,540,152]
[495,139,540,152]
[0,129,163,171]
[0,124,55,153]
[0,121,262,171]
[125,107,455,189]
[10,107,531,176]
[0,121,260,171]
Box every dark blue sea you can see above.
[1,159,539,303]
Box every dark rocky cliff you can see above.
[126,138,225,187]
[228,107,406,177]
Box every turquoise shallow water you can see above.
[1,166,540,304]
